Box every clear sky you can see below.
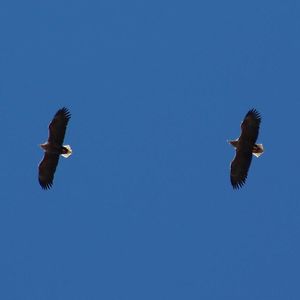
[1,0,300,299]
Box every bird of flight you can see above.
[38,107,72,189]
[228,109,263,189]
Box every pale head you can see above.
[40,142,48,151]
[228,139,239,148]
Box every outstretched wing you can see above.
[48,107,71,146]
[38,153,60,189]
[230,148,252,189]
[240,108,261,144]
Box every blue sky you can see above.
[1,0,300,299]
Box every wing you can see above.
[48,107,71,146]
[38,153,60,189]
[240,109,261,144]
[230,147,253,189]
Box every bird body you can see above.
[40,143,72,157]
[228,140,264,158]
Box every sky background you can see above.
[0,0,300,299]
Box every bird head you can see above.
[228,139,238,148]
[39,143,48,151]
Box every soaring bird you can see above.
[228,109,263,189]
[38,107,72,189]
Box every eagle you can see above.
[38,107,72,189]
[228,109,263,189]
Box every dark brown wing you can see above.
[240,109,261,144]
[230,146,253,189]
[38,153,60,189]
[48,107,71,145]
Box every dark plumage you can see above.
[38,107,72,189]
[228,109,264,189]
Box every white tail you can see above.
[253,144,264,158]
[62,145,72,158]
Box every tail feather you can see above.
[253,144,264,158]
[62,145,72,158]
